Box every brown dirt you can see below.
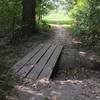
[51,25,100,81]
[1,25,100,100]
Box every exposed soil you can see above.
[1,25,100,100]
[51,25,100,80]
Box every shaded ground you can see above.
[51,25,100,80]
[1,25,100,100]
[15,79,100,100]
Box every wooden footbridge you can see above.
[12,43,63,81]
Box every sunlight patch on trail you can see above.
[14,79,84,100]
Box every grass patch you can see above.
[42,13,74,27]
[44,19,74,25]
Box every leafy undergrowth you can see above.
[69,0,100,47]
[0,64,14,100]
[71,32,100,48]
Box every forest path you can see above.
[15,25,100,100]
[49,25,72,46]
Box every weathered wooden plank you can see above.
[12,44,43,73]
[26,43,51,65]
[27,45,56,80]
[17,43,51,77]
[38,46,63,80]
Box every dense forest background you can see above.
[0,0,100,45]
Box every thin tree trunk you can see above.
[12,16,15,34]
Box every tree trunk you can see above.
[22,0,36,34]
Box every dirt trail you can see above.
[49,25,72,46]
[14,25,100,100]
[52,26,100,80]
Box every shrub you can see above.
[69,0,100,45]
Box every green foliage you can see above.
[38,20,51,31]
[0,0,22,32]
[69,0,100,44]
[36,0,55,21]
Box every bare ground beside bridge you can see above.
[1,25,100,100]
